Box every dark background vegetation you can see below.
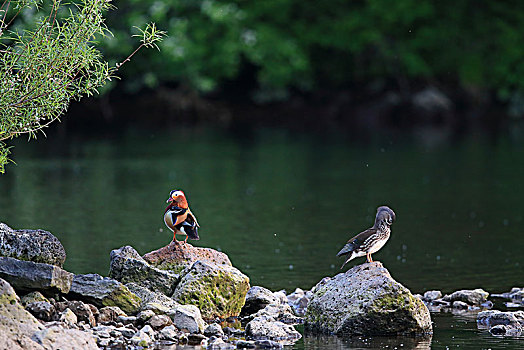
[66,0,524,136]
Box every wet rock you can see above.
[422,290,442,302]
[443,288,489,305]
[477,310,524,328]
[58,308,78,325]
[143,240,232,274]
[159,324,179,341]
[0,223,66,267]
[147,314,173,329]
[68,273,141,314]
[26,301,56,322]
[67,300,97,326]
[188,333,207,345]
[21,291,49,306]
[0,257,73,294]
[452,301,469,309]
[305,262,432,336]
[236,339,257,348]
[241,286,279,316]
[245,317,301,342]
[204,322,225,337]
[492,287,524,305]
[109,245,180,295]
[33,325,98,349]
[167,303,206,334]
[255,339,284,349]
[489,324,509,335]
[172,260,250,319]
[286,288,310,316]
[98,306,126,324]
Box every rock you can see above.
[159,324,179,341]
[443,288,489,305]
[206,336,234,349]
[236,339,257,348]
[188,333,207,346]
[492,287,524,305]
[109,245,179,295]
[58,308,78,325]
[167,303,206,334]
[147,314,173,329]
[0,257,73,294]
[286,288,309,317]
[246,317,301,342]
[25,301,56,322]
[68,274,141,314]
[412,87,452,112]
[452,301,469,309]
[204,322,225,337]
[143,240,232,274]
[130,328,153,347]
[241,286,279,316]
[67,300,97,326]
[422,290,442,302]
[137,309,156,322]
[172,260,250,319]
[248,302,302,325]
[489,324,508,335]
[305,262,432,336]
[0,223,66,267]
[255,339,283,349]
[115,326,136,338]
[117,315,137,325]
[477,310,524,328]
[126,282,180,313]
[98,306,126,324]
[33,325,98,349]
[21,291,49,306]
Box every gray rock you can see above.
[117,315,137,325]
[115,326,136,338]
[241,286,279,316]
[0,223,66,267]
[206,336,233,349]
[21,291,49,306]
[67,300,97,326]
[477,310,524,328]
[98,305,126,324]
[147,314,173,329]
[32,325,98,349]
[126,282,180,313]
[423,290,442,302]
[167,303,206,334]
[137,309,156,322]
[58,308,78,325]
[452,301,469,309]
[0,256,73,294]
[188,333,207,346]
[159,324,179,341]
[236,339,257,348]
[255,339,284,349]
[287,288,309,316]
[109,246,180,295]
[130,328,153,347]
[246,317,301,342]
[204,322,225,337]
[489,324,508,335]
[25,301,56,321]
[443,288,489,305]
[172,260,250,319]
[68,273,141,314]
[305,262,432,336]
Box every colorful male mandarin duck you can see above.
[337,206,396,268]
[164,190,200,243]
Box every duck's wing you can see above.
[182,212,199,240]
[336,227,377,256]
[187,207,200,228]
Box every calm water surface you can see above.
[0,126,523,349]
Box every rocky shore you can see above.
[0,222,522,349]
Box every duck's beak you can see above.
[166,197,173,204]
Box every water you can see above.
[1,125,523,349]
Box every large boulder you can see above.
[0,278,98,350]
[0,223,66,267]
[172,260,250,320]
[109,246,179,295]
[305,262,432,336]
[0,257,73,295]
[143,241,232,273]
[68,274,141,314]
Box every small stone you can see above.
[59,308,78,325]
[21,291,49,306]
[137,309,156,322]
[117,315,137,325]
[255,339,283,349]
[140,324,156,339]
[98,306,126,324]
[68,300,97,327]
[490,324,507,335]
[206,336,234,349]
[168,304,206,334]
[204,322,224,337]
[159,325,179,341]
[148,314,173,330]
[452,301,469,309]
[115,326,136,338]
[25,301,56,322]
[423,290,442,302]
[188,333,207,346]
[236,339,257,348]
[443,288,489,305]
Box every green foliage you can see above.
[99,0,523,101]
[0,0,165,173]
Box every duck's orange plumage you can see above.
[164,190,200,243]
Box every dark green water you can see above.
[1,126,523,349]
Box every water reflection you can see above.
[301,331,431,350]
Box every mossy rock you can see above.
[172,261,250,320]
[305,262,432,336]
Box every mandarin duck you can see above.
[337,206,395,268]
[164,190,200,243]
